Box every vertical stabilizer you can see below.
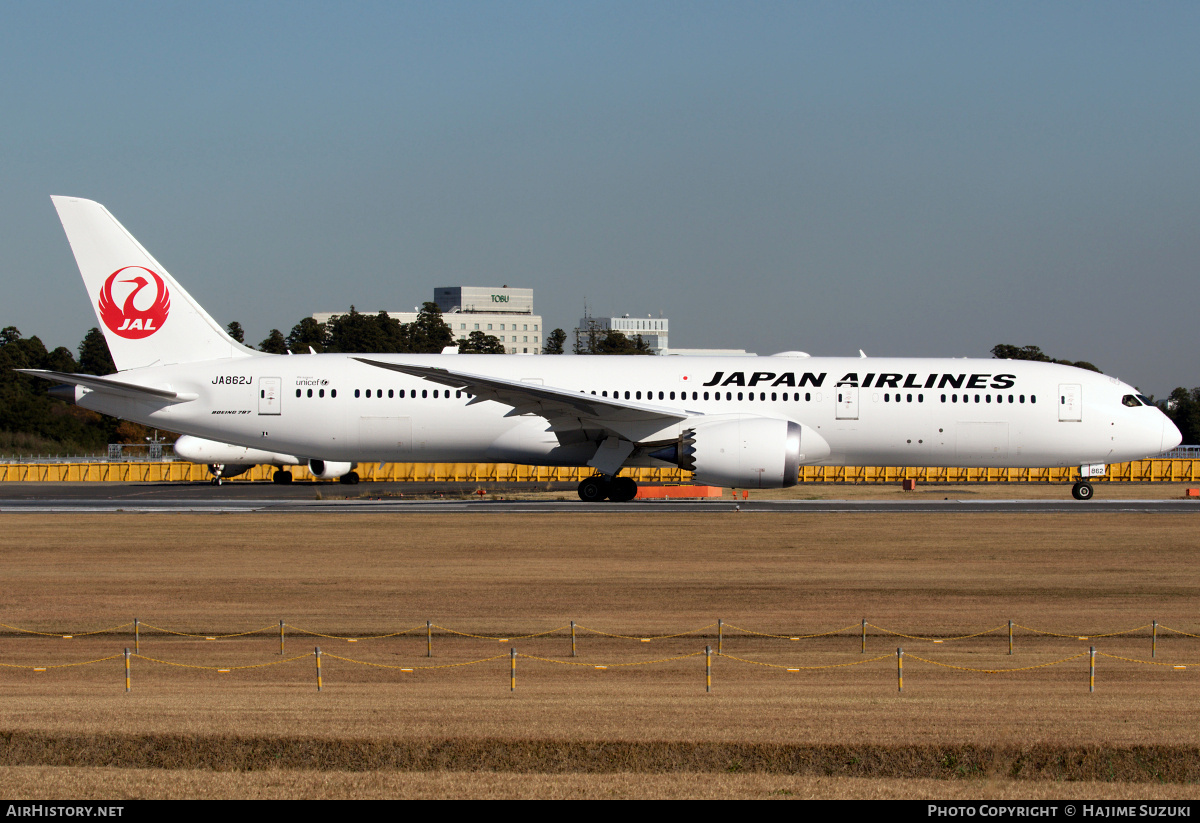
[51,196,258,371]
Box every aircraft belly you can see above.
[484,416,595,466]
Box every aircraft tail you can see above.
[51,196,259,371]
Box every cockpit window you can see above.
[1122,395,1141,407]
[1137,394,1153,406]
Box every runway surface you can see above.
[0,482,1196,513]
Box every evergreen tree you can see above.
[458,330,506,354]
[1164,388,1200,446]
[258,329,288,354]
[226,321,245,343]
[78,328,115,375]
[286,317,328,353]
[991,344,1100,373]
[542,328,566,355]
[402,302,455,353]
[325,307,387,353]
[574,326,656,355]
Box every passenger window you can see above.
[307,389,312,398]
[388,389,394,398]
[298,389,303,398]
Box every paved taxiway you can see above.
[0,482,1196,513]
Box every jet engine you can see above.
[649,417,827,489]
[307,459,354,480]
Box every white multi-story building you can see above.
[576,314,669,354]
[314,286,544,354]
[574,313,753,356]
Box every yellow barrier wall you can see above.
[0,459,1197,483]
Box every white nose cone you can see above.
[1163,418,1183,453]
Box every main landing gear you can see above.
[272,469,293,485]
[577,475,638,502]
[1071,481,1094,501]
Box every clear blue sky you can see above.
[2,1,1197,396]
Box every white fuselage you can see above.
[77,353,1176,470]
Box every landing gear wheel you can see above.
[339,471,360,485]
[272,470,293,485]
[1072,481,1094,501]
[210,477,222,486]
[578,476,610,502]
[609,476,638,502]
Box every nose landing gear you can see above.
[1071,481,1094,501]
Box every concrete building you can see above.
[575,313,752,356]
[314,285,544,354]
[577,314,669,354]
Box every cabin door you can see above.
[835,387,859,420]
[1058,384,1082,422]
[258,377,281,415]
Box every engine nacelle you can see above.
[308,459,354,480]
[175,435,300,466]
[650,417,828,489]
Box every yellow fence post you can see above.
[897,647,904,693]
[315,646,323,692]
[1089,647,1095,693]
[510,648,516,693]
[705,645,712,693]
[124,648,131,693]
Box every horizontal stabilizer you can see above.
[16,369,196,403]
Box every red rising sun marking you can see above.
[98,267,170,339]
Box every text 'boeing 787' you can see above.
[20,197,1181,501]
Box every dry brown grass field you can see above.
[1,506,1198,799]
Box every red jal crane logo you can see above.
[98,267,171,339]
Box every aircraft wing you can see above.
[353,358,689,439]
[16,369,196,403]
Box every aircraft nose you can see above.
[1163,417,1183,453]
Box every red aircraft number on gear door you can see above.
[98,267,171,339]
